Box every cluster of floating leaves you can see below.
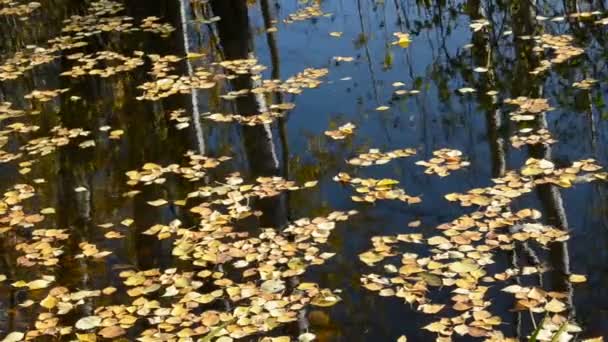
[0,0,174,83]
[216,58,267,76]
[168,109,191,130]
[61,51,145,78]
[444,171,534,207]
[505,97,554,121]
[554,11,602,20]
[0,146,21,164]
[284,4,327,24]
[137,66,216,100]
[184,173,319,219]
[24,88,69,102]
[0,101,25,120]
[126,151,231,186]
[252,68,329,95]
[147,54,181,78]
[140,16,175,37]
[347,148,416,166]
[572,78,597,90]
[98,125,124,140]
[4,122,39,135]
[444,158,604,209]
[510,128,556,148]
[521,158,605,187]
[15,229,68,267]
[206,111,280,126]
[61,1,136,37]
[324,122,355,140]
[21,126,90,157]
[359,210,563,340]
[0,102,34,164]
[0,36,361,341]
[194,66,328,102]
[205,103,295,126]
[75,242,112,260]
[415,149,470,177]
[0,142,354,341]
[530,34,584,75]
[133,53,317,101]
[334,173,421,204]
[0,184,38,230]
[359,154,607,340]
[0,45,67,81]
[118,164,352,340]
[0,0,40,19]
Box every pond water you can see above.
[1,0,608,341]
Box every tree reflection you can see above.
[2,0,608,339]
[211,0,288,229]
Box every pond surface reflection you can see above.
[1,0,608,341]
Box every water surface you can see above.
[1,0,608,341]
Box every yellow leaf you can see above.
[40,295,58,309]
[392,32,412,48]
[311,290,341,307]
[423,321,446,333]
[448,259,479,274]
[359,251,384,265]
[444,193,459,201]
[2,332,25,342]
[569,274,587,283]
[27,279,52,290]
[75,316,102,330]
[147,199,168,207]
[75,333,97,342]
[304,181,318,188]
[41,207,55,214]
[407,220,421,228]
[427,236,450,245]
[186,52,204,59]
[11,280,28,288]
[419,304,445,314]
[376,178,399,187]
[545,298,566,313]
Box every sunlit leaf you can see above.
[75,316,102,330]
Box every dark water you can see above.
[1,0,608,341]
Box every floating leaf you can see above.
[299,332,316,342]
[260,279,285,294]
[569,274,587,283]
[1,332,24,342]
[311,289,342,307]
[98,326,126,338]
[75,315,102,330]
[545,298,566,313]
[147,199,168,207]
[392,32,412,48]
